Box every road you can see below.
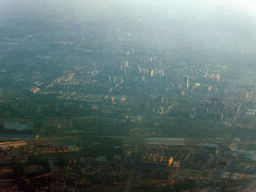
[214,157,237,183]
[124,170,135,192]
[240,180,256,192]
[124,151,142,192]
[164,102,177,114]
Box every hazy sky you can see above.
[1,0,256,19]
[95,0,256,18]
[131,0,256,15]
[219,0,256,16]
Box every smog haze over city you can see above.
[1,0,256,191]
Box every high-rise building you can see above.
[184,77,189,89]
[190,85,194,93]
[246,91,249,100]
[150,70,154,77]
[169,157,173,167]
[216,74,220,83]
[138,67,142,74]
[249,89,253,98]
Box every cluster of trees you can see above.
[73,118,128,136]
[81,137,123,160]
[154,117,231,139]
[132,179,196,192]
